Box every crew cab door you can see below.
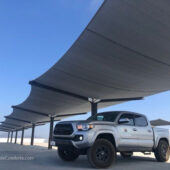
[117,113,138,150]
[134,114,154,149]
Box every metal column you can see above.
[48,117,54,149]
[91,102,98,116]
[7,132,10,143]
[30,124,35,146]
[21,128,24,145]
[15,131,18,144]
[10,131,13,143]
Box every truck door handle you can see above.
[133,128,137,131]
[148,129,152,133]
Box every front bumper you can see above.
[51,131,94,149]
[51,138,73,146]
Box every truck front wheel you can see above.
[58,147,79,161]
[154,140,170,162]
[87,139,116,168]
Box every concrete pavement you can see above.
[0,143,169,170]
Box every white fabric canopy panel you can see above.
[3,0,170,128]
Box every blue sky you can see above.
[0,0,170,138]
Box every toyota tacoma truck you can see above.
[51,111,170,168]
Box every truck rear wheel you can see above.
[120,152,133,158]
[58,147,79,161]
[154,140,170,162]
[87,139,116,168]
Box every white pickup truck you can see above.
[52,111,170,168]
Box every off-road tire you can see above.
[58,147,79,161]
[154,140,170,162]
[87,139,116,169]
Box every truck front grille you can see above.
[54,123,73,135]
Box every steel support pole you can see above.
[30,124,35,146]
[91,102,98,116]
[7,132,10,143]
[21,128,24,145]
[15,131,18,144]
[10,131,13,143]
[48,117,54,149]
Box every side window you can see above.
[134,115,148,127]
[118,114,134,126]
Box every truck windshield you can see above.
[87,112,120,122]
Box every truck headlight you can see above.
[76,124,94,131]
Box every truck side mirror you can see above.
[119,118,130,124]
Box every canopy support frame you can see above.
[7,132,10,143]
[30,81,143,116]
[30,124,35,146]
[48,117,54,150]
[15,130,18,144]
[10,131,13,143]
[21,128,24,145]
